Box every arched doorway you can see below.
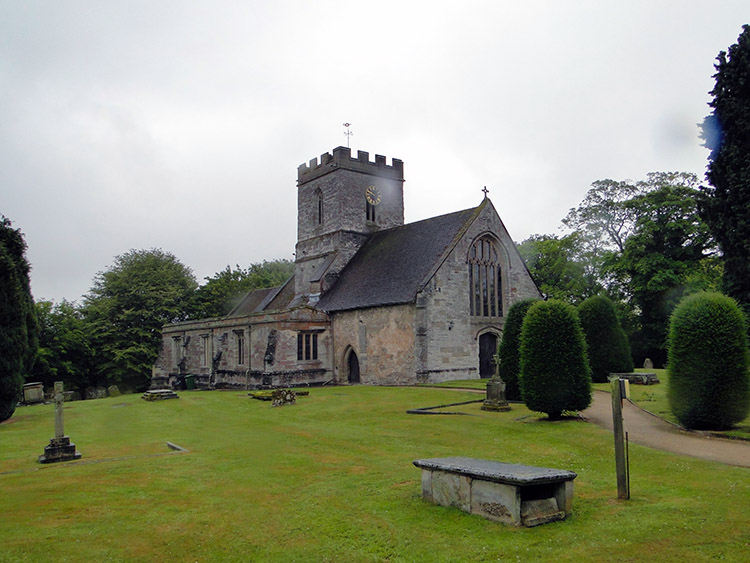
[346,349,360,384]
[478,332,498,379]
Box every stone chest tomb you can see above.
[413,457,576,526]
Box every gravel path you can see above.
[583,390,750,468]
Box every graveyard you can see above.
[1,385,749,561]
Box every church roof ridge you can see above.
[416,199,489,290]
[226,285,279,317]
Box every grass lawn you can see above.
[2,386,749,562]
[593,369,750,440]
[421,378,488,390]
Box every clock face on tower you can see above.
[365,185,382,205]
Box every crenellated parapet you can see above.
[298,146,404,184]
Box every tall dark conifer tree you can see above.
[700,25,750,308]
[0,216,38,421]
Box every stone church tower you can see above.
[294,147,405,302]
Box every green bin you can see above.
[184,374,195,390]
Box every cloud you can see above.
[0,1,745,302]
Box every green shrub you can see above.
[519,300,592,419]
[667,292,750,429]
[578,295,633,383]
[498,299,537,400]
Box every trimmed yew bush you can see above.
[520,300,592,419]
[667,292,750,429]
[578,295,633,383]
[498,299,537,400]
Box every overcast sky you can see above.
[2,1,747,304]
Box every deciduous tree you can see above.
[517,233,597,303]
[563,178,643,254]
[83,249,197,392]
[607,176,716,365]
[30,300,94,393]
[190,259,294,319]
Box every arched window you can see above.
[366,200,376,222]
[315,188,324,225]
[468,235,503,317]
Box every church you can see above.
[151,146,541,389]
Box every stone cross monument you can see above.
[481,353,511,412]
[38,381,81,464]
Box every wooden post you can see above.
[611,378,630,499]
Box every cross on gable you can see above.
[482,186,489,198]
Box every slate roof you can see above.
[316,205,481,312]
[227,286,277,317]
[264,275,297,311]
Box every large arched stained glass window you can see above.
[468,236,503,317]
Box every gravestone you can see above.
[643,358,654,369]
[64,391,81,402]
[38,382,81,464]
[107,385,121,397]
[22,382,45,404]
[609,372,660,385]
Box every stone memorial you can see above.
[413,457,576,527]
[481,353,511,412]
[141,389,180,401]
[609,372,660,385]
[643,358,654,369]
[63,391,80,402]
[84,386,108,400]
[272,389,296,407]
[38,382,81,464]
[22,382,45,404]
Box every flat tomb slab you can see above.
[609,372,660,385]
[413,457,576,526]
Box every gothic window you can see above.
[297,332,319,361]
[201,335,210,366]
[468,236,503,317]
[315,188,324,225]
[235,330,245,365]
[172,336,182,368]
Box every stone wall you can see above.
[331,304,416,385]
[294,230,371,296]
[152,307,333,389]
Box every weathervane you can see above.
[482,186,489,198]
[343,123,353,147]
